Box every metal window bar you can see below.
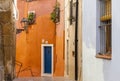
[100,0,111,22]
[99,23,111,54]
[69,0,73,25]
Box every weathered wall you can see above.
[82,0,104,81]
[103,0,120,81]
[16,15,56,77]
[0,0,16,80]
[65,0,82,80]
[65,0,75,79]
[16,0,64,77]
[78,0,82,81]
[82,0,120,81]
[54,0,65,76]
[64,0,69,77]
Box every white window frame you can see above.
[41,44,54,76]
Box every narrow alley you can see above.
[13,77,75,81]
[2,0,120,81]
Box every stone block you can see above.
[3,35,14,46]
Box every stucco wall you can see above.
[16,0,64,77]
[82,0,104,81]
[16,15,56,77]
[104,0,120,81]
[54,0,65,76]
[65,0,82,80]
[0,0,16,80]
[82,0,120,81]
[78,0,82,81]
[65,0,75,79]
[64,0,70,77]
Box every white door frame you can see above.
[41,44,54,76]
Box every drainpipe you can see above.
[75,0,79,80]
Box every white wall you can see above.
[82,0,104,81]
[64,0,76,80]
[83,0,120,81]
[78,0,82,81]
[65,0,72,78]
[13,0,19,20]
[105,0,120,81]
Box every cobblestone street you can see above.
[13,77,75,81]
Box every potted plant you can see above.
[51,2,60,23]
[27,12,36,25]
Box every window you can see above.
[69,0,73,25]
[66,40,69,75]
[69,0,76,25]
[96,0,112,60]
[55,6,60,23]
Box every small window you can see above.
[55,7,60,23]
[69,0,76,25]
[96,0,112,60]
[69,0,73,25]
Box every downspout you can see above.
[75,0,79,80]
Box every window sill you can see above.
[96,54,112,60]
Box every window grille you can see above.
[100,0,111,22]
[99,0,112,55]
[69,0,73,25]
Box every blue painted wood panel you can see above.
[44,46,52,74]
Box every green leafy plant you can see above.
[51,2,60,23]
[27,12,36,25]
[51,10,56,22]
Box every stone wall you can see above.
[0,0,16,81]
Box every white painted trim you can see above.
[13,0,19,20]
[28,11,35,14]
[41,44,54,76]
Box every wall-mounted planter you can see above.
[51,3,60,23]
[20,12,35,33]
[27,12,36,25]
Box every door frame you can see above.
[41,44,54,76]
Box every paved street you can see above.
[13,77,75,81]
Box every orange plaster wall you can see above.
[16,0,64,77]
[16,15,56,77]
[54,0,65,76]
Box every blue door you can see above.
[44,46,52,74]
